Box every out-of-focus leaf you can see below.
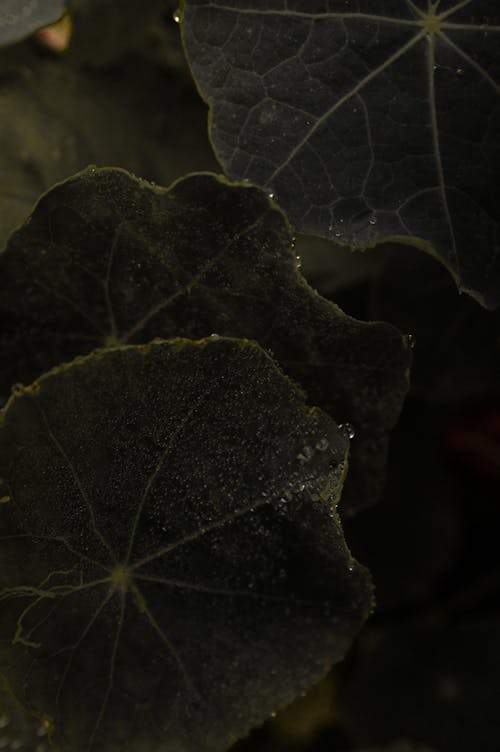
[344,406,462,612]
[181,0,500,308]
[66,0,176,67]
[0,168,410,513]
[0,16,217,248]
[0,338,372,751]
[0,0,66,46]
[370,244,500,404]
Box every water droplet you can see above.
[456,67,464,76]
[338,422,355,440]
[297,445,314,462]
[315,437,329,451]
[295,255,302,268]
[173,8,182,23]
[36,723,48,737]
[290,236,296,249]
[368,214,377,225]
[209,333,219,339]
[267,189,276,201]
[407,333,416,349]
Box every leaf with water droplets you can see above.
[2,171,407,512]
[0,168,410,512]
[182,0,500,308]
[0,0,66,46]
[0,337,372,751]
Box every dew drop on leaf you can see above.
[297,445,314,462]
[338,423,356,440]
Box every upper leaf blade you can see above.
[181,0,500,308]
[0,338,372,751]
[0,168,410,512]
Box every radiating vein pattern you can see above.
[183,0,500,306]
[0,338,372,751]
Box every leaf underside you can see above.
[0,338,372,752]
[0,167,410,513]
[181,0,500,308]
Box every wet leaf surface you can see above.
[0,338,372,751]
[0,168,410,513]
[182,0,500,307]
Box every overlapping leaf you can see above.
[181,0,500,308]
[0,167,410,512]
[0,338,372,751]
[0,0,66,46]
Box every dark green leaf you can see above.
[0,0,66,46]
[0,338,372,751]
[181,0,500,308]
[0,167,410,512]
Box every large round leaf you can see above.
[0,167,410,513]
[0,338,372,751]
[181,0,500,308]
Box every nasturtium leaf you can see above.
[0,338,372,752]
[0,0,66,46]
[181,0,500,308]
[0,167,410,512]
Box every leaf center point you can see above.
[109,564,131,594]
[420,7,442,36]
